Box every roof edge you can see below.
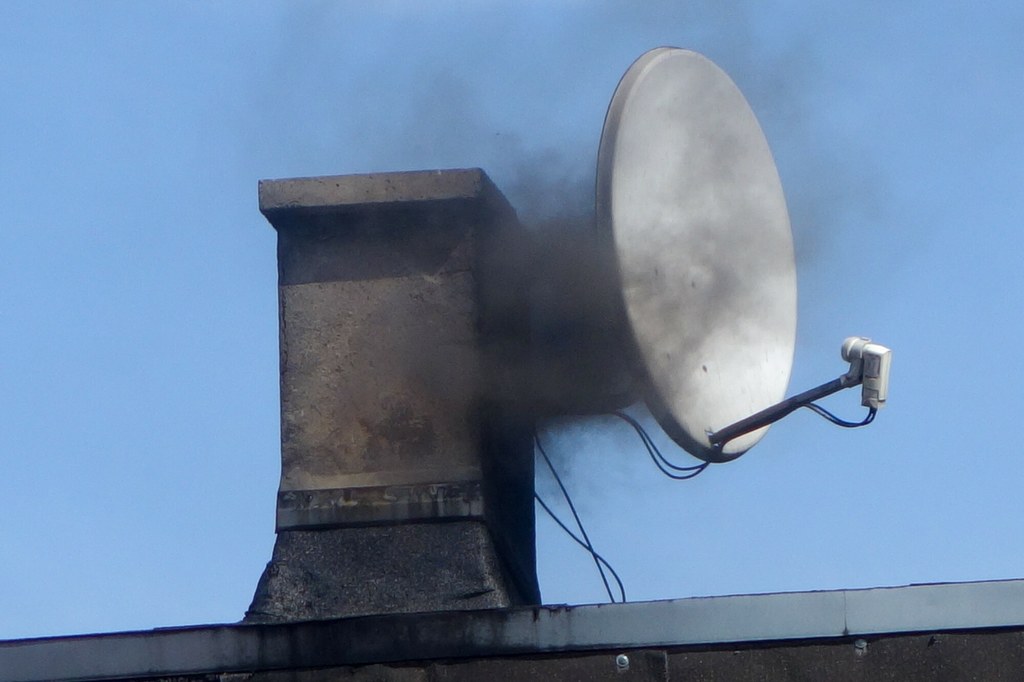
[4,579,1024,682]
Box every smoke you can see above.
[252,1,880,486]
[253,1,876,255]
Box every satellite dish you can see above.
[595,47,797,463]
[524,48,883,464]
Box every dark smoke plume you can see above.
[252,1,879,488]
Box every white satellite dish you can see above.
[525,47,887,464]
[595,48,797,462]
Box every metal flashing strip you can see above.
[4,579,1024,682]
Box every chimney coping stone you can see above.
[258,168,511,223]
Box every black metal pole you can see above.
[707,373,860,450]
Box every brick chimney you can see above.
[246,169,539,622]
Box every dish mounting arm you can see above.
[706,337,891,452]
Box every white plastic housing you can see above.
[841,337,891,409]
[860,343,891,408]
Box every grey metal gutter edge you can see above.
[4,579,1024,682]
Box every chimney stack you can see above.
[246,169,539,622]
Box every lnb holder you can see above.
[707,336,891,451]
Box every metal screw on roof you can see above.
[854,639,869,656]
[615,653,630,671]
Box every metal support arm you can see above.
[707,371,862,451]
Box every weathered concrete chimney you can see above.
[246,169,539,622]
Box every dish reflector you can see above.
[597,48,797,462]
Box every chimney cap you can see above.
[259,168,507,226]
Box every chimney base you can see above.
[245,521,520,622]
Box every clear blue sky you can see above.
[2,2,1022,639]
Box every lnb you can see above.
[841,337,892,409]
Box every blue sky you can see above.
[2,2,1022,639]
